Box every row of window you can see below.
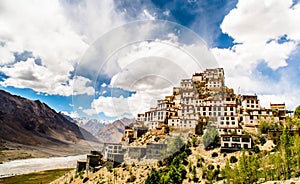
[223,143,249,149]
[220,121,236,126]
[222,137,250,142]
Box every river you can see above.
[0,154,86,178]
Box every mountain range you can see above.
[62,114,134,143]
[0,89,99,154]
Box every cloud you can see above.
[84,88,171,117]
[211,0,300,110]
[0,43,14,65]
[0,0,127,96]
[0,58,94,96]
[60,111,80,119]
[60,0,126,43]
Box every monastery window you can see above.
[223,137,230,141]
[231,117,235,120]
[203,112,206,115]
[232,137,240,142]
[242,138,250,142]
[226,121,229,125]
[218,112,221,116]
[221,117,224,120]
[232,122,235,125]
[220,121,224,125]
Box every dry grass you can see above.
[0,168,72,184]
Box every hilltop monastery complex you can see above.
[132,68,289,151]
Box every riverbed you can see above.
[0,154,86,178]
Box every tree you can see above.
[292,135,300,176]
[145,169,160,184]
[280,129,292,179]
[202,127,219,149]
[295,105,300,118]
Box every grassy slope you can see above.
[0,168,73,184]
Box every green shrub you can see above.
[212,152,218,158]
[253,145,260,153]
[208,164,215,170]
[230,156,238,163]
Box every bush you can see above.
[145,169,160,184]
[230,156,238,163]
[79,171,84,179]
[107,165,113,172]
[208,164,215,170]
[191,136,197,147]
[69,176,73,182]
[259,136,266,145]
[212,152,218,158]
[82,177,89,183]
[127,174,136,182]
[253,145,260,153]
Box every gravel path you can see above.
[0,155,86,178]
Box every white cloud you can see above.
[60,0,125,43]
[0,44,14,65]
[60,111,80,119]
[84,88,171,117]
[212,0,300,110]
[0,58,94,96]
[0,0,126,96]
[72,76,95,96]
[109,39,217,91]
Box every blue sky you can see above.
[0,0,299,120]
